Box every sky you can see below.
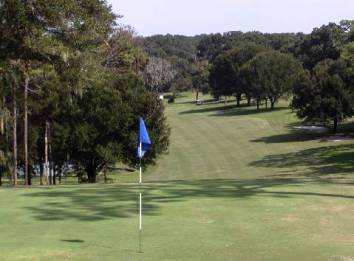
[109,0,354,36]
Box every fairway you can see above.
[1,94,354,260]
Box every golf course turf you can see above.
[1,93,354,260]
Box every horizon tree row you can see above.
[205,21,354,132]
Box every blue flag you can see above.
[137,117,151,159]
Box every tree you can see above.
[239,63,266,110]
[50,73,170,183]
[0,0,116,185]
[142,34,201,93]
[291,59,354,133]
[209,53,235,101]
[248,51,302,109]
[208,43,267,105]
[192,59,210,102]
[144,57,176,93]
[228,43,268,105]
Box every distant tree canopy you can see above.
[142,35,201,92]
[297,21,353,70]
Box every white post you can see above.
[139,141,143,252]
[139,142,142,228]
[139,193,142,230]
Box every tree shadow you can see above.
[251,132,324,143]
[251,122,331,143]
[179,104,239,114]
[24,185,161,222]
[107,166,135,172]
[23,171,354,222]
[61,239,85,243]
[179,103,289,117]
[212,106,289,117]
[249,144,354,180]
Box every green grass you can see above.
[1,93,354,260]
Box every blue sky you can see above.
[109,0,354,36]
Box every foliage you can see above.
[0,1,170,184]
[297,21,353,70]
[142,34,201,92]
[209,42,268,103]
[247,51,302,109]
[292,59,354,133]
[144,57,176,93]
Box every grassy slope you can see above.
[1,93,354,260]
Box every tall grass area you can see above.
[1,92,354,260]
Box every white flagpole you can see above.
[139,145,142,184]
[139,193,142,230]
[139,142,143,253]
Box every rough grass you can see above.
[1,93,354,260]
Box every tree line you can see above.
[142,23,353,133]
[202,21,354,133]
[0,1,170,186]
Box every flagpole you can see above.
[137,118,150,254]
[139,142,142,253]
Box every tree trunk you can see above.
[236,94,241,107]
[0,97,4,135]
[103,165,108,184]
[265,98,268,109]
[333,118,338,134]
[58,165,62,184]
[24,71,29,186]
[247,96,251,106]
[256,99,260,110]
[39,161,43,185]
[86,166,97,183]
[269,97,275,110]
[44,121,49,185]
[52,164,56,185]
[12,76,17,186]
[28,165,32,185]
[195,89,199,103]
[49,129,53,185]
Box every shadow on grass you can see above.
[179,103,288,117]
[61,239,85,243]
[212,106,289,117]
[251,121,331,143]
[251,132,324,143]
[23,166,354,222]
[249,144,354,179]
